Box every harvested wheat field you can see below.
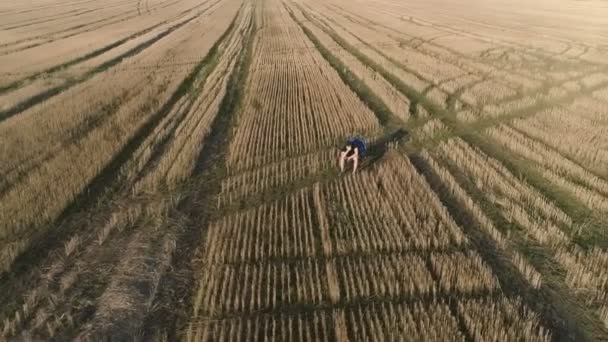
[1,0,607,339]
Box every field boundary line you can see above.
[0,0,225,122]
[140,6,256,340]
[0,0,245,290]
[409,151,598,341]
[0,0,218,94]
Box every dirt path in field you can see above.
[0,3,251,339]
[147,2,414,337]
[0,0,223,122]
[0,0,206,94]
[286,1,608,339]
[136,10,257,340]
[2,0,608,339]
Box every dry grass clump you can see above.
[460,79,517,106]
[420,150,507,247]
[511,252,542,290]
[600,305,608,329]
[541,169,608,212]
[459,297,551,342]
[225,2,380,173]
[416,119,448,140]
[561,80,582,92]
[334,254,434,301]
[193,259,328,316]
[0,239,29,274]
[488,124,608,213]
[555,246,608,306]
[438,137,571,246]
[322,152,466,254]
[0,197,146,338]
[95,203,144,246]
[79,217,178,340]
[420,150,542,289]
[544,86,569,102]
[426,87,449,108]
[417,104,431,118]
[2,4,253,337]
[300,5,431,92]
[456,108,480,123]
[346,301,465,341]
[431,251,500,294]
[376,152,467,247]
[592,86,608,102]
[546,71,571,82]
[497,71,543,91]
[295,14,411,121]
[0,0,245,273]
[580,72,608,88]
[439,74,483,94]
[132,6,253,193]
[511,99,608,177]
[0,289,40,339]
[322,171,408,254]
[482,96,538,118]
[217,149,334,207]
[204,189,318,263]
[186,310,333,341]
[0,4,208,110]
[488,124,608,197]
[380,43,466,84]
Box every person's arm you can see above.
[352,148,359,174]
[339,150,346,172]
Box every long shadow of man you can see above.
[363,128,409,167]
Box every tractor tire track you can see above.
[0,0,100,17]
[0,0,211,95]
[0,0,135,31]
[0,4,245,339]
[0,0,185,55]
[140,9,256,340]
[0,7,89,30]
[0,0,228,260]
[0,100,122,198]
[322,3,538,83]
[0,0,224,210]
[0,0,223,123]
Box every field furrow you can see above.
[2,0,608,338]
[0,0,242,275]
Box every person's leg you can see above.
[339,151,347,172]
[346,155,358,174]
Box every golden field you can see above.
[0,0,607,339]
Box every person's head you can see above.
[342,142,355,152]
